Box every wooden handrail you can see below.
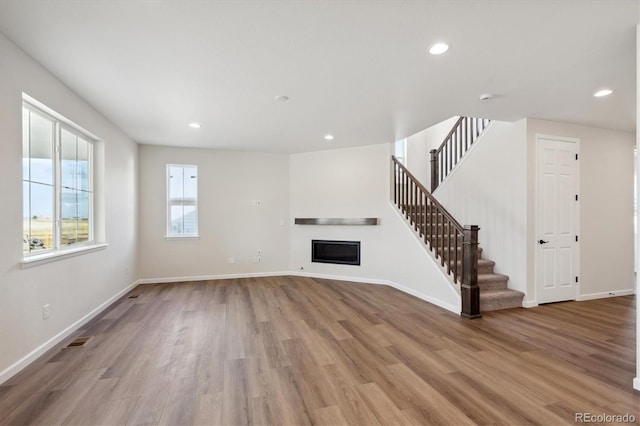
[430,116,491,192]
[392,156,480,318]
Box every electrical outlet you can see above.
[256,200,262,206]
[228,257,235,264]
[257,256,262,263]
[42,304,50,320]
[257,249,262,255]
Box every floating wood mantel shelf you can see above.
[294,218,379,226]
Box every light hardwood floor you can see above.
[0,276,638,425]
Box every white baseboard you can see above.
[522,300,538,308]
[383,279,460,314]
[292,271,392,286]
[577,289,635,301]
[634,377,640,392]
[137,271,291,285]
[0,280,139,386]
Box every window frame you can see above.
[166,164,199,239]
[22,97,99,263]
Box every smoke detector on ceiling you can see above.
[479,93,493,101]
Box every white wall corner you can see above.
[634,377,640,392]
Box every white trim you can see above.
[432,120,494,196]
[137,271,291,284]
[522,300,539,308]
[633,377,640,392]
[577,289,635,301]
[377,278,459,314]
[0,279,139,386]
[21,243,108,268]
[164,235,200,240]
[22,92,101,141]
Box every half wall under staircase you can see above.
[392,156,524,315]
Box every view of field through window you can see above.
[23,106,92,254]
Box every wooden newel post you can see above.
[461,225,481,319]
[429,149,438,193]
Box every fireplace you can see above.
[311,240,360,266]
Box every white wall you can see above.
[137,146,290,280]
[434,120,529,298]
[405,116,459,188]
[0,33,139,383]
[526,119,635,301]
[289,143,460,312]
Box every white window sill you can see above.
[21,243,109,269]
[165,235,200,240]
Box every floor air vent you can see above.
[65,336,92,348]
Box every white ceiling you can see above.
[0,0,636,153]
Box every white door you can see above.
[536,137,579,304]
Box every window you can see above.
[394,138,407,164]
[23,101,95,257]
[167,164,198,237]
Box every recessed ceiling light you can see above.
[594,89,613,97]
[324,134,334,141]
[188,122,201,128]
[275,95,289,101]
[429,43,449,55]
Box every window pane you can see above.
[77,191,90,243]
[29,111,54,185]
[29,182,53,251]
[61,128,77,190]
[183,166,197,200]
[168,166,184,199]
[170,204,185,234]
[22,107,30,181]
[170,204,197,235]
[61,187,78,245]
[61,217,78,246]
[77,138,90,191]
[182,205,197,234]
[23,181,30,253]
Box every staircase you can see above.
[474,260,524,312]
[392,116,524,316]
[423,216,523,312]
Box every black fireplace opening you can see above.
[312,240,361,266]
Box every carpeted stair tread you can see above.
[480,288,525,312]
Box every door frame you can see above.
[534,134,581,304]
